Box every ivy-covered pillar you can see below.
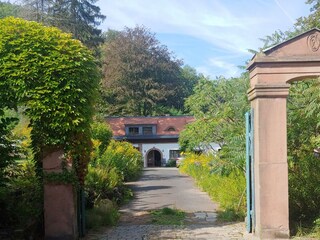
[43,149,78,240]
[0,17,99,240]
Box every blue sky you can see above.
[97,0,310,78]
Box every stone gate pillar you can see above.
[43,149,78,240]
[246,28,320,239]
[248,84,290,239]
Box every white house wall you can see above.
[132,143,180,167]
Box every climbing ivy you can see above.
[0,17,99,184]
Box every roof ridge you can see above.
[105,115,194,119]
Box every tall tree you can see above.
[295,0,320,31]
[13,0,51,22]
[14,0,105,48]
[0,1,22,18]
[48,0,106,48]
[101,26,197,116]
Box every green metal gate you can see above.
[77,187,86,237]
[245,109,254,233]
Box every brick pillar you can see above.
[43,149,78,240]
[248,84,290,239]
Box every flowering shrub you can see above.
[91,121,112,156]
[179,152,246,220]
[85,140,142,215]
[98,140,143,181]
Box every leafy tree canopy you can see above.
[0,17,99,183]
[179,73,250,174]
[100,26,201,116]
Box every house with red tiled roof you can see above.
[106,116,195,167]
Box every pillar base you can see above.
[44,184,78,240]
[256,228,290,239]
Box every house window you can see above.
[166,126,176,132]
[143,126,153,135]
[128,127,139,135]
[126,125,156,136]
[169,150,180,159]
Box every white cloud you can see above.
[97,0,310,77]
[99,0,306,53]
[209,58,240,77]
[196,57,242,79]
[195,66,212,78]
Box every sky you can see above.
[96,0,311,79]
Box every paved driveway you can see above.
[84,168,248,239]
[121,167,218,213]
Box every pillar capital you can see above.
[247,84,290,101]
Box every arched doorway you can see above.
[147,149,162,167]
[246,28,320,239]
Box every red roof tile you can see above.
[106,116,195,137]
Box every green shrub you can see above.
[85,165,123,206]
[85,139,143,227]
[91,121,113,156]
[98,140,143,181]
[217,208,243,222]
[288,152,320,226]
[293,218,320,239]
[287,80,320,227]
[0,160,42,236]
[166,159,177,167]
[86,199,119,229]
[0,113,19,180]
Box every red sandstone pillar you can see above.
[43,149,78,239]
[248,84,290,239]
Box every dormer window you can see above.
[166,126,176,132]
[128,127,139,135]
[126,125,156,136]
[142,126,153,135]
